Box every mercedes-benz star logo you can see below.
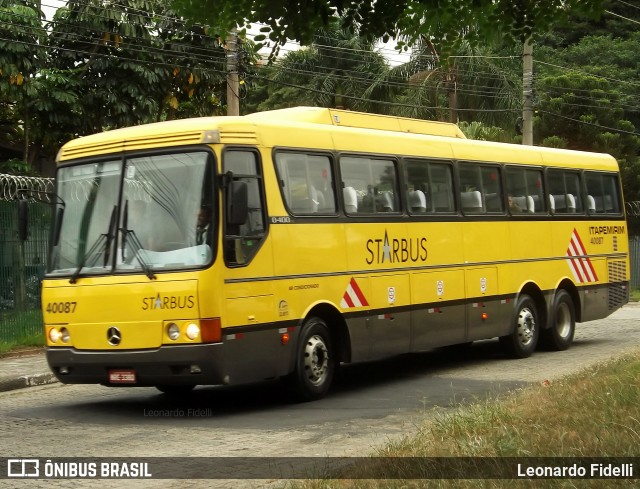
[107,326,121,346]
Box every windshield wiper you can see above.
[69,205,117,284]
[120,200,156,280]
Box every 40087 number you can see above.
[46,302,77,314]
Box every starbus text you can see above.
[366,234,428,265]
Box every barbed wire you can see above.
[626,201,640,217]
[0,174,54,202]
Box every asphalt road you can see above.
[2,304,640,487]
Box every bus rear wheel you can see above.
[540,289,575,351]
[287,317,335,402]
[500,294,538,358]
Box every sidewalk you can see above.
[0,349,57,393]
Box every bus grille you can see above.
[608,260,628,310]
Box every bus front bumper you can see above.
[46,343,228,387]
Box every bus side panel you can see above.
[344,316,371,363]
[465,267,506,341]
[368,273,411,359]
[410,270,466,350]
[221,327,298,385]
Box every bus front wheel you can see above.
[287,317,335,402]
[540,289,575,351]
[500,294,539,358]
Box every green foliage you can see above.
[458,121,510,142]
[541,135,568,148]
[172,0,606,56]
[0,0,231,175]
[534,33,640,200]
[0,158,32,175]
[248,20,392,113]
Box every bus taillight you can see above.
[200,318,221,343]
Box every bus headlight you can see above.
[60,327,70,343]
[185,323,200,340]
[48,328,61,343]
[167,323,180,340]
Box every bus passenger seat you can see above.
[377,192,394,212]
[525,195,535,213]
[604,195,614,212]
[290,184,318,213]
[586,195,596,212]
[460,190,483,212]
[409,190,427,212]
[343,187,358,213]
[311,186,324,210]
[566,194,576,212]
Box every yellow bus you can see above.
[36,107,629,400]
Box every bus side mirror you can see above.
[17,198,29,241]
[227,180,248,226]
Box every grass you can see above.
[629,287,640,302]
[0,331,44,356]
[285,349,640,488]
[0,308,44,356]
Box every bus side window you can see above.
[223,150,266,265]
[586,171,621,214]
[340,156,399,214]
[547,169,582,214]
[406,159,456,214]
[506,166,544,215]
[275,152,336,215]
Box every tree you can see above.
[0,0,45,169]
[387,37,521,127]
[172,0,607,56]
[534,32,640,201]
[254,21,393,113]
[1,0,232,175]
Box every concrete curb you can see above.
[0,373,58,393]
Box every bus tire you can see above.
[155,385,196,396]
[500,294,539,358]
[287,317,335,402]
[540,290,575,351]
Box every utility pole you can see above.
[447,66,458,124]
[522,38,534,145]
[226,28,240,116]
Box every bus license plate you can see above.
[109,370,137,384]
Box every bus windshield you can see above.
[48,151,214,277]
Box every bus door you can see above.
[221,149,283,382]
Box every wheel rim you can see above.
[304,334,329,386]
[555,302,572,339]
[516,307,536,347]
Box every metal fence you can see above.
[627,202,640,289]
[0,174,53,344]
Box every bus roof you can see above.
[245,107,468,139]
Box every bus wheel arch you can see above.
[286,303,349,401]
[302,303,351,365]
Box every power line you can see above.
[604,9,640,26]
[537,109,640,136]
[535,60,640,89]
[615,0,640,11]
